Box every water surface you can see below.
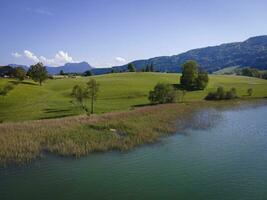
[1,104,267,200]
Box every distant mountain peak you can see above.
[47,61,93,74]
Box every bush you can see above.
[13,67,26,81]
[0,83,15,96]
[148,83,177,104]
[247,88,253,96]
[205,87,238,100]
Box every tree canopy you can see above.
[148,83,177,104]
[13,67,26,81]
[180,60,209,90]
[27,63,48,85]
[128,63,136,72]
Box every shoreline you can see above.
[0,98,266,167]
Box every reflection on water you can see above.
[0,104,267,200]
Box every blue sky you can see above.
[1,0,267,67]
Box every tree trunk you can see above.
[91,98,94,114]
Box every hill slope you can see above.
[111,35,267,73]
[0,73,267,122]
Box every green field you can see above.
[0,72,267,122]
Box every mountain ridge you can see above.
[110,35,267,73]
[6,35,267,75]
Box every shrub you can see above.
[148,83,177,104]
[205,87,238,100]
[13,67,26,81]
[0,83,15,96]
[247,88,253,96]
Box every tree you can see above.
[59,70,64,75]
[180,60,209,90]
[177,90,186,102]
[84,70,92,76]
[128,63,136,72]
[28,63,48,85]
[87,79,99,114]
[241,68,260,78]
[196,71,209,90]
[145,65,150,72]
[13,67,26,81]
[71,85,90,113]
[71,79,99,114]
[150,63,154,72]
[247,88,253,96]
[180,60,199,90]
[148,83,177,104]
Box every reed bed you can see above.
[0,100,265,166]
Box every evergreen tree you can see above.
[128,63,136,72]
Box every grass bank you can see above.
[0,99,265,167]
[1,73,267,122]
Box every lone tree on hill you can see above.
[128,63,136,72]
[87,78,99,114]
[27,63,48,85]
[71,78,99,115]
[180,60,209,90]
[72,85,89,112]
[13,67,26,82]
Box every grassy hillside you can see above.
[0,72,267,122]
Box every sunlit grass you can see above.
[0,73,266,122]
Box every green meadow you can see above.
[0,72,267,122]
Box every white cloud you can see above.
[35,9,53,16]
[115,57,126,63]
[26,8,53,16]
[11,52,22,58]
[24,50,39,62]
[22,50,75,66]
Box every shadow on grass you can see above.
[43,108,72,113]
[8,80,38,86]
[171,83,184,90]
[39,108,75,119]
[39,114,72,120]
[132,103,152,108]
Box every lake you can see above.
[0,104,267,200]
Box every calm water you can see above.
[1,104,267,200]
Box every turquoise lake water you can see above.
[0,104,267,200]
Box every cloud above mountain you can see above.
[13,50,75,66]
[11,52,22,58]
[115,57,126,63]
